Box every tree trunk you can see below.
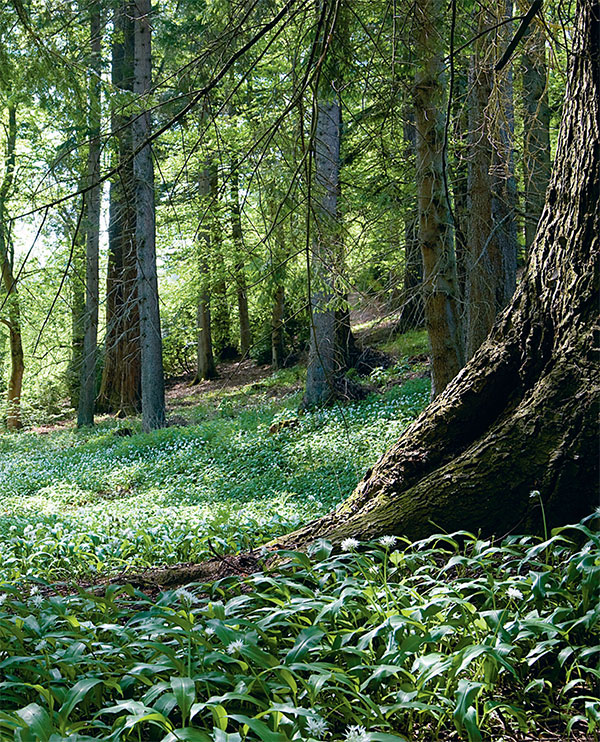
[0,104,24,431]
[230,168,252,357]
[97,0,141,415]
[491,0,518,307]
[413,0,464,397]
[271,283,285,369]
[304,95,342,407]
[276,0,598,548]
[193,164,217,383]
[77,0,102,427]
[132,0,165,432]
[521,18,551,252]
[67,223,85,409]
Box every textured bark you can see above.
[304,96,341,407]
[67,224,85,409]
[77,1,102,427]
[97,1,141,415]
[275,0,599,548]
[413,0,464,397]
[271,283,285,369]
[230,168,252,357]
[521,20,551,251]
[0,104,24,431]
[133,0,165,432]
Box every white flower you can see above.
[30,594,43,608]
[529,490,540,499]
[226,639,244,655]
[307,716,328,739]
[0,594,7,606]
[507,586,523,601]
[345,725,369,742]
[205,626,215,636]
[379,535,397,548]
[175,587,198,605]
[341,538,359,552]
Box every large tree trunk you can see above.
[413,0,464,397]
[77,0,102,428]
[133,0,165,432]
[97,0,141,415]
[277,0,598,547]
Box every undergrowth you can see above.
[0,515,598,741]
[0,378,428,583]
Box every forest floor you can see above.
[0,325,598,741]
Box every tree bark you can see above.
[276,0,599,547]
[97,0,141,415]
[0,104,24,431]
[230,168,252,357]
[521,19,551,251]
[413,0,464,397]
[304,95,341,407]
[77,0,102,427]
[133,0,165,432]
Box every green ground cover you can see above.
[0,372,429,583]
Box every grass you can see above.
[0,373,429,583]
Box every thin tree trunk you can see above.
[413,0,464,396]
[68,226,85,408]
[491,0,518,306]
[276,0,599,548]
[0,104,24,431]
[133,0,165,431]
[77,0,102,427]
[97,0,141,415]
[304,96,341,407]
[230,168,252,357]
[521,19,551,251]
[194,164,217,382]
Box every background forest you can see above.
[0,0,599,740]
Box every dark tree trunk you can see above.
[77,0,102,428]
[68,225,85,409]
[97,0,141,415]
[521,19,551,252]
[271,283,285,369]
[230,168,252,357]
[0,105,24,431]
[413,0,464,397]
[304,96,342,407]
[277,0,598,547]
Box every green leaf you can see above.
[58,678,103,724]
[284,627,324,664]
[15,704,52,742]
[171,677,196,723]
[229,715,288,742]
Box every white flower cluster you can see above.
[345,724,369,742]
[507,586,523,601]
[306,716,328,739]
[226,639,244,655]
[379,535,397,548]
[341,538,359,552]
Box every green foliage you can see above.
[0,378,429,582]
[0,515,597,740]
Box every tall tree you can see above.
[133,0,166,431]
[77,0,102,427]
[413,0,464,396]
[193,162,218,382]
[229,167,252,357]
[97,0,141,415]
[0,103,24,431]
[277,0,598,547]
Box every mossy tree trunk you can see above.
[276,0,599,548]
